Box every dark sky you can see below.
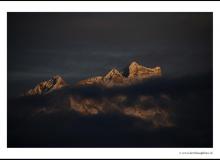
[7,12,213,97]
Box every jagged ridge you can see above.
[25,61,162,95]
[77,61,161,87]
[25,75,67,96]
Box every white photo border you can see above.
[0,1,219,159]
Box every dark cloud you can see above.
[8,74,212,147]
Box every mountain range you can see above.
[18,62,173,128]
[25,61,161,96]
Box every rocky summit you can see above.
[128,61,161,79]
[24,75,67,96]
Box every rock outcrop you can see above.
[24,75,67,96]
[103,68,124,81]
[128,61,161,79]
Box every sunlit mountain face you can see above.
[7,12,213,147]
